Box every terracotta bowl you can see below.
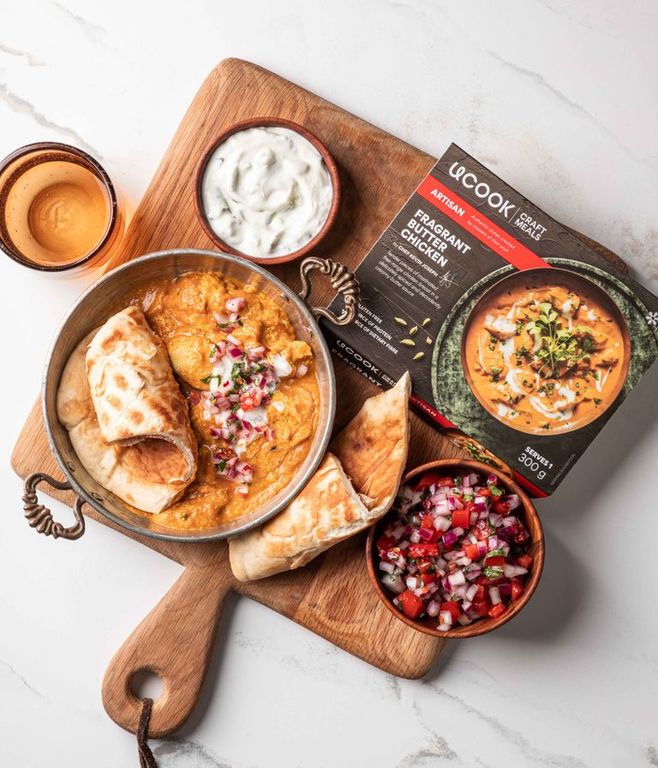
[366,459,544,639]
[194,117,341,265]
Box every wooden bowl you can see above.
[366,459,544,638]
[194,117,341,265]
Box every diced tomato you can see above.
[492,499,510,515]
[451,509,470,529]
[473,584,487,602]
[472,600,490,617]
[414,472,453,491]
[239,390,263,411]
[484,555,506,567]
[419,573,437,586]
[376,535,396,552]
[464,543,481,560]
[398,590,424,619]
[477,487,491,498]
[513,528,530,544]
[385,546,404,563]
[510,578,524,601]
[479,571,504,585]
[421,514,434,529]
[416,558,434,574]
[473,520,493,541]
[488,603,506,619]
[440,601,460,622]
[517,554,533,570]
[408,543,439,558]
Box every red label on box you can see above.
[416,176,549,272]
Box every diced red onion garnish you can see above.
[503,564,528,578]
[442,530,458,547]
[225,296,245,313]
[439,610,453,626]
[505,494,520,511]
[489,586,502,605]
[488,536,500,551]
[247,345,266,361]
[437,623,450,632]
[381,573,405,594]
[236,485,249,496]
[296,363,308,378]
[433,516,452,533]
[427,600,441,617]
[379,561,395,574]
[448,571,466,587]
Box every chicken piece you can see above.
[484,313,517,340]
[166,333,214,389]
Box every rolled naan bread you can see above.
[57,312,197,513]
[331,371,411,515]
[229,453,371,581]
[229,373,410,581]
[85,306,196,484]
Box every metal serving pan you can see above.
[22,248,358,543]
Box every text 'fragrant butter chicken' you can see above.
[463,271,629,435]
[128,271,320,528]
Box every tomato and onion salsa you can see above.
[376,470,533,631]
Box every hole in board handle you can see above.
[131,669,164,702]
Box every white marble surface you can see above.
[1,1,657,766]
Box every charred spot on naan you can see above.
[119,438,190,484]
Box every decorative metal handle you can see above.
[23,472,86,540]
[298,256,359,326]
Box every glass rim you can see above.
[0,141,119,273]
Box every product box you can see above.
[324,144,658,496]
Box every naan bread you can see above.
[229,453,371,581]
[228,373,410,582]
[85,306,196,483]
[57,326,195,514]
[331,372,411,515]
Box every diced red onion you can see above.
[439,610,453,626]
[448,571,466,587]
[225,296,245,313]
[503,564,528,578]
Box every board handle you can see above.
[102,561,233,737]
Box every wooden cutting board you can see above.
[11,58,626,738]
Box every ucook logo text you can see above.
[448,162,517,218]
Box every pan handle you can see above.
[298,256,359,326]
[22,472,86,540]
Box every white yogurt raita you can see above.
[201,126,334,259]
